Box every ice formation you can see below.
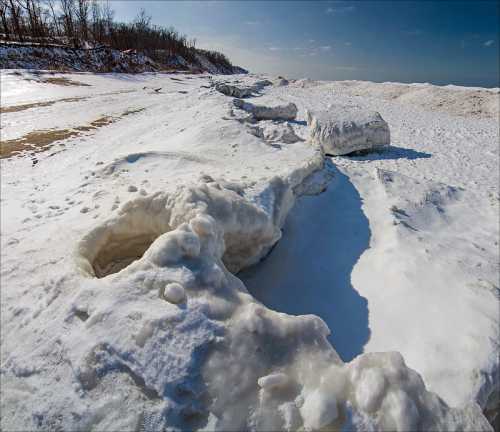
[306,108,390,155]
[1,71,498,431]
[215,79,272,98]
[233,98,298,121]
[68,170,493,431]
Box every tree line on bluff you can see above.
[0,0,233,69]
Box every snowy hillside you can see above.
[0,41,247,74]
[0,70,498,431]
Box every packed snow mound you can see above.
[306,107,390,155]
[233,99,298,121]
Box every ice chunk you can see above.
[306,107,390,155]
[299,389,338,430]
[233,99,298,121]
[258,372,289,390]
[215,83,254,98]
[162,282,186,304]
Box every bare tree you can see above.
[75,0,87,40]
[8,0,23,41]
[0,0,10,38]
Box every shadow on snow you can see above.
[239,166,371,362]
[341,145,431,161]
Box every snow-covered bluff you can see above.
[0,71,498,431]
[0,41,246,74]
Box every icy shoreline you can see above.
[1,70,498,431]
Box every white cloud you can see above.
[245,20,261,26]
[484,40,494,47]
[268,46,281,51]
[319,45,332,51]
[344,42,352,46]
[326,5,356,15]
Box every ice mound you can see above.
[215,79,272,98]
[216,83,255,98]
[306,107,390,156]
[233,99,298,121]
[67,162,494,430]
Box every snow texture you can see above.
[0,70,498,431]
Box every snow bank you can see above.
[306,107,390,155]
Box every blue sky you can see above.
[112,1,499,87]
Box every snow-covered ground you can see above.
[1,70,498,431]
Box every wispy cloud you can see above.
[484,39,494,47]
[268,46,281,51]
[319,45,332,51]
[244,20,261,26]
[325,5,356,15]
[344,42,352,46]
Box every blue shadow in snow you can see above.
[239,167,371,361]
[341,145,431,161]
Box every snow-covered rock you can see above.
[306,107,390,155]
[233,99,298,121]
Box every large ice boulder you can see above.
[306,107,390,155]
[215,83,254,98]
[233,98,298,121]
[215,79,272,98]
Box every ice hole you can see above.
[92,233,159,278]
[77,204,172,278]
